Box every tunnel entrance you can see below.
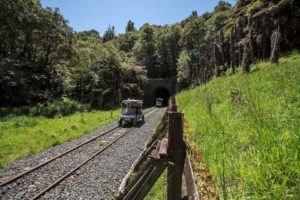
[153,87,170,106]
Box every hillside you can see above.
[176,52,300,199]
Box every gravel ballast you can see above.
[0,108,166,200]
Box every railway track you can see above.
[0,107,158,200]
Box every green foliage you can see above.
[155,25,181,78]
[0,2,147,108]
[75,29,101,39]
[177,4,232,88]
[133,24,156,77]
[180,17,206,50]
[0,108,120,168]
[73,35,122,107]
[132,23,182,78]
[0,0,76,106]
[0,1,255,107]
[125,20,136,33]
[120,57,147,99]
[1,0,298,111]
[73,31,146,107]
[37,98,87,118]
[176,52,300,199]
[118,31,139,52]
[214,0,232,12]
[0,98,88,118]
[103,25,116,42]
[204,9,231,39]
[177,50,191,87]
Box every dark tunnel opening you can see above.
[153,87,170,106]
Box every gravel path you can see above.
[0,107,166,200]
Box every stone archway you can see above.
[145,78,176,106]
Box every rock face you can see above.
[213,0,300,74]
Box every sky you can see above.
[40,0,236,35]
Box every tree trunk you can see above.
[239,44,243,66]
[219,30,225,72]
[214,33,224,77]
[230,28,236,74]
[270,26,281,64]
[242,43,251,73]
[213,36,220,77]
[248,15,255,63]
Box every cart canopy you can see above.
[121,99,143,106]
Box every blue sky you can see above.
[40,0,236,35]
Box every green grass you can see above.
[0,109,120,168]
[176,52,300,199]
[144,171,167,200]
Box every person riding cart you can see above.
[119,99,144,127]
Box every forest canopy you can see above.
[0,0,299,107]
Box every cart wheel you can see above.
[119,119,122,127]
[142,116,145,123]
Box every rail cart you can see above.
[119,99,144,127]
[155,98,163,107]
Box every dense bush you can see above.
[0,98,89,118]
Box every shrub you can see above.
[0,98,89,118]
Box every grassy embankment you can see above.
[0,109,120,168]
[176,52,300,199]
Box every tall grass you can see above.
[0,109,120,168]
[176,52,300,199]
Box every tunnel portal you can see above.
[145,78,176,106]
[153,87,170,106]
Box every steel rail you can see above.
[30,128,134,200]
[0,107,156,187]
[0,126,119,187]
[30,108,159,200]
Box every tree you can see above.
[1,0,298,108]
[120,57,147,100]
[180,15,211,84]
[76,29,100,39]
[214,0,232,12]
[125,20,136,33]
[242,43,251,73]
[180,17,206,50]
[0,0,76,106]
[177,50,192,88]
[103,25,116,42]
[155,25,181,77]
[119,31,139,52]
[133,24,156,77]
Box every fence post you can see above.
[167,111,186,200]
[170,97,177,111]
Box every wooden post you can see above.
[170,97,177,112]
[167,112,186,200]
